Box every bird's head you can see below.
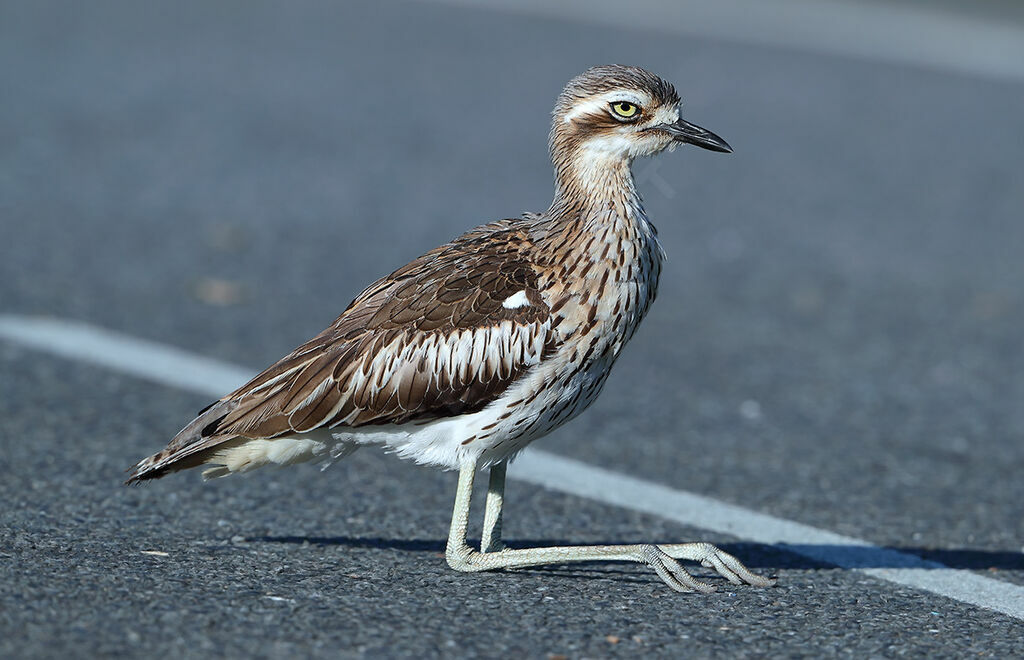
[550,65,731,167]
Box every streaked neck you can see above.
[549,142,642,222]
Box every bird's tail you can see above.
[125,399,358,484]
[196,432,357,480]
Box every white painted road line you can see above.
[418,0,1024,83]
[2,313,1022,621]
[0,316,252,397]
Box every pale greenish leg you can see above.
[445,461,775,593]
[481,462,506,553]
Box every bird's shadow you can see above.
[251,535,1024,573]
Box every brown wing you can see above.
[127,222,553,482]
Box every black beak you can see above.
[656,118,732,153]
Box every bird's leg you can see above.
[445,462,774,593]
[445,459,479,566]
[480,462,506,553]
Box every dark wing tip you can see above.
[123,399,240,485]
[124,453,168,484]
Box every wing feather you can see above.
[127,221,556,482]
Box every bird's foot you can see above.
[446,539,774,593]
[657,542,776,590]
[637,544,719,593]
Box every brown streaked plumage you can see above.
[128,65,774,594]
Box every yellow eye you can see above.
[611,101,639,119]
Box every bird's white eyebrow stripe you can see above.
[563,92,646,123]
[2,313,1022,622]
[563,98,608,123]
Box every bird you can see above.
[127,65,774,593]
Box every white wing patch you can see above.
[502,290,531,309]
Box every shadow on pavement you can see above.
[251,536,1024,572]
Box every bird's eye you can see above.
[610,101,640,119]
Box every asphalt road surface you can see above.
[2,0,1023,657]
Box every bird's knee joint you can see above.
[446,545,476,571]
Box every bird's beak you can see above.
[655,118,732,153]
